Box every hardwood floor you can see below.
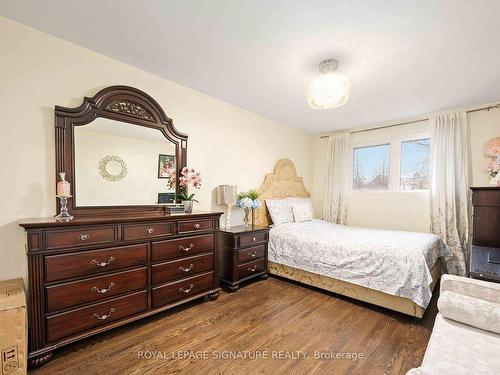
[30,276,437,375]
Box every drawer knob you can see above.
[91,256,115,267]
[252,237,256,242]
[92,308,116,320]
[179,283,194,294]
[78,233,90,241]
[193,223,201,229]
[146,227,155,234]
[91,282,115,294]
[248,265,257,272]
[249,251,257,258]
[179,264,194,273]
[179,243,194,252]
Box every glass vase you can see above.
[243,207,251,227]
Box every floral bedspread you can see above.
[269,220,451,307]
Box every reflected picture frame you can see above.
[158,154,175,179]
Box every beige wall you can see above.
[313,111,500,232]
[0,17,313,282]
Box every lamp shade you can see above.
[216,185,237,206]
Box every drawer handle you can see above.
[248,265,257,272]
[179,284,194,294]
[146,227,155,234]
[91,282,115,294]
[78,233,90,241]
[179,244,194,252]
[193,223,201,229]
[179,264,194,272]
[252,237,257,242]
[92,308,116,320]
[91,256,115,267]
[249,251,257,258]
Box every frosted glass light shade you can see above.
[307,72,351,110]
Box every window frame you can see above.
[350,133,431,193]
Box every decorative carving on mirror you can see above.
[55,85,188,216]
[104,101,155,121]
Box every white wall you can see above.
[0,16,313,282]
[75,128,176,206]
[313,110,500,232]
[313,121,432,232]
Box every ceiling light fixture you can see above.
[307,59,351,110]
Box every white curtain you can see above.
[430,112,469,276]
[323,132,350,224]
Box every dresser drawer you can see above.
[46,290,147,342]
[46,226,117,250]
[239,231,267,247]
[237,244,265,264]
[152,272,214,308]
[152,234,213,262]
[45,268,147,313]
[123,222,173,241]
[178,219,214,234]
[237,259,266,279]
[45,243,147,282]
[152,253,213,285]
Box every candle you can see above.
[57,172,71,197]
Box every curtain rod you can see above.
[319,103,500,138]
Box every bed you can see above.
[254,159,448,318]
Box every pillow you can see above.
[265,199,293,225]
[438,290,500,335]
[288,197,314,222]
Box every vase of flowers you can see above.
[482,137,500,186]
[236,190,261,226]
[170,166,202,213]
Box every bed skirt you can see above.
[268,260,441,318]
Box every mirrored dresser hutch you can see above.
[19,86,222,367]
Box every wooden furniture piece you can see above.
[254,159,440,318]
[19,86,223,367]
[20,213,222,366]
[55,85,188,217]
[469,187,500,283]
[217,225,269,291]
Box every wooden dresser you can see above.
[469,187,500,282]
[217,225,269,291]
[19,211,221,366]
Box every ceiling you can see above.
[2,0,500,134]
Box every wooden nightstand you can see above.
[217,225,269,292]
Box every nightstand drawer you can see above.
[123,222,173,241]
[45,267,147,312]
[239,231,267,247]
[237,244,265,264]
[45,243,147,282]
[178,219,214,234]
[46,226,117,250]
[152,253,213,285]
[152,272,214,308]
[237,259,266,279]
[152,234,214,262]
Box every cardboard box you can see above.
[0,279,27,375]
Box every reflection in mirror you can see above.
[74,118,176,206]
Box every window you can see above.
[400,138,430,190]
[353,144,390,190]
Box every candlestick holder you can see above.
[55,195,73,222]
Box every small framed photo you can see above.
[158,154,175,179]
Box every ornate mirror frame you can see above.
[55,85,187,217]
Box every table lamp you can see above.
[216,185,237,229]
